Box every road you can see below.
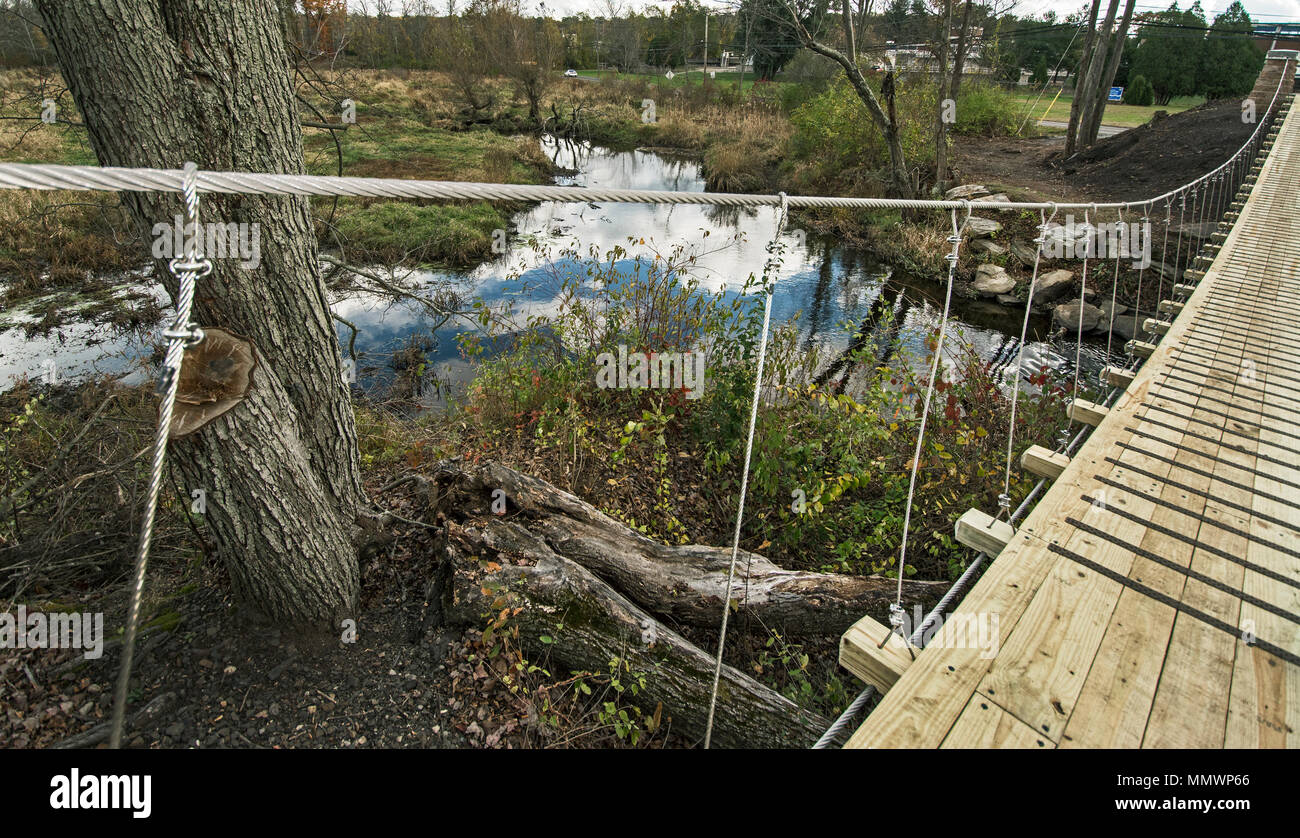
[1037,120,1127,138]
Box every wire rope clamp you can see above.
[169,327,258,439]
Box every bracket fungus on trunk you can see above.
[170,327,257,439]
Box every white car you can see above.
[564,69,578,78]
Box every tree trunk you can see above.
[438,517,829,748]
[37,0,362,626]
[948,1,974,101]
[1065,0,1103,156]
[433,460,945,636]
[1071,0,1120,157]
[790,5,912,197]
[934,0,954,189]
[1085,0,1137,146]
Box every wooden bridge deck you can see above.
[845,96,1300,749]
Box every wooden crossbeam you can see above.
[840,614,914,693]
[1020,445,1070,481]
[1103,365,1136,389]
[1067,398,1108,427]
[954,508,1015,557]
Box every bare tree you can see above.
[1081,0,1137,147]
[933,0,954,188]
[1065,0,1104,156]
[778,0,912,196]
[486,0,562,125]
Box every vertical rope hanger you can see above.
[1067,206,1094,431]
[891,204,970,637]
[1103,206,1125,362]
[1001,204,1057,516]
[1130,202,1153,359]
[108,162,210,749]
[703,192,789,749]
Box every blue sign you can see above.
[1108,86,1124,102]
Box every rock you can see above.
[946,183,991,200]
[969,239,1006,256]
[1106,314,1141,341]
[983,193,1011,202]
[1176,220,1217,240]
[973,263,1016,297]
[1041,222,1090,257]
[1098,299,1128,319]
[965,217,1002,238]
[996,294,1021,306]
[1010,240,1041,265]
[1053,301,1104,332]
[1033,269,1075,303]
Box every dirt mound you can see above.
[1053,100,1255,203]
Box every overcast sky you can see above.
[531,0,1300,23]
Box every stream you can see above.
[0,136,1118,401]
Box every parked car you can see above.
[564,68,578,78]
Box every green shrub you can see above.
[951,84,1020,137]
[1122,75,1155,106]
[790,77,937,186]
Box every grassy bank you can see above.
[1009,90,1205,128]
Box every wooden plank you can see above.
[1139,136,1288,748]
[1104,366,1136,389]
[1020,445,1070,480]
[1127,340,1158,358]
[1067,399,1107,427]
[940,692,1053,748]
[954,508,1015,556]
[846,101,1300,749]
[839,613,914,693]
[1058,343,1233,746]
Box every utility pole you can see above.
[703,13,708,72]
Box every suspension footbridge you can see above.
[1,51,1295,750]
[842,55,1300,749]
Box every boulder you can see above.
[965,217,1002,238]
[973,263,1016,297]
[1098,299,1128,320]
[969,239,1007,256]
[1106,313,1142,342]
[1053,301,1104,332]
[996,294,1021,306]
[946,183,991,200]
[1033,269,1075,303]
[982,193,1011,202]
[1009,240,1041,265]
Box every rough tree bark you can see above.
[1065,0,1104,157]
[947,1,974,102]
[416,458,947,746]
[440,517,829,748]
[1084,0,1137,147]
[433,460,946,634]
[1074,0,1121,154]
[37,0,362,625]
[933,0,954,189]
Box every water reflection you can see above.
[1,136,1118,401]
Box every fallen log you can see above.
[438,517,828,748]
[431,459,947,637]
